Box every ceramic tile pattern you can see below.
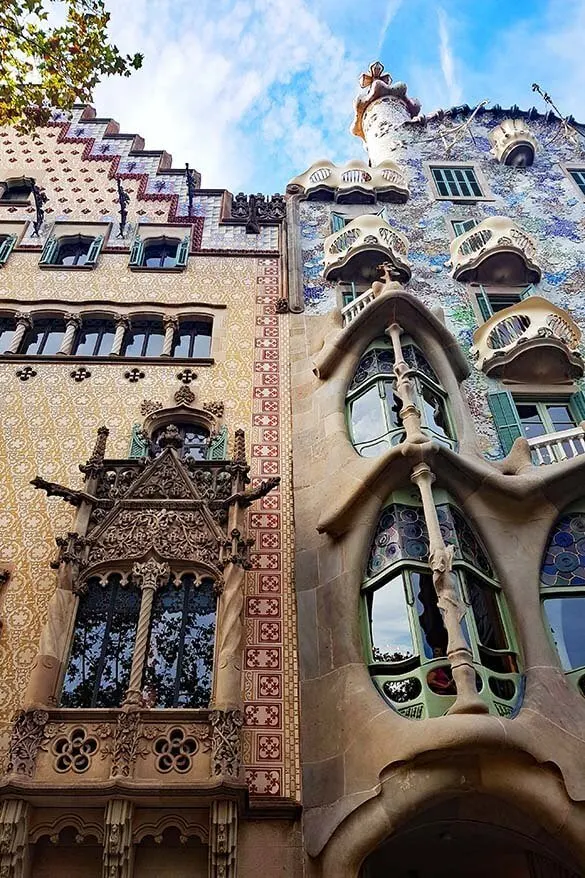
[299,113,585,458]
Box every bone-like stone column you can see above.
[123,559,170,706]
[57,313,82,355]
[5,313,31,354]
[386,321,427,444]
[411,462,488,715]
[351,61,421,166]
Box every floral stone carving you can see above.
[210,709,244,778]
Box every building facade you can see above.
[286,63,585,876]
[0,106,301,876]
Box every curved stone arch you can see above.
[133,814,209,845]
[142,403,217,439]
[316,752,585,877]
[30,813,103,844]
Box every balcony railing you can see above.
[287,158,408,203]
[323,213,411,283]
[528,426,585,465]
[449,216,541,284]
[471,296,584,382]
[341,286,379,326]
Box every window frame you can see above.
[173,318,213,359]
[122,318,166,358]
[564,165,585,199]
[0,176,34,205]
[450,217,480,238]
[19,316,68,356]
[362,498,520,719]
[471,283,533,323]
[71,317,117,357]
[513,396,578,439]
[425,161,494,202]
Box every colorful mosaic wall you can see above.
[299,112,585,458]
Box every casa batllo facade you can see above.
[286,63,585,876]
[0,106,301,876]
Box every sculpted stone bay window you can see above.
[347,338,453,457]
[363,496,520,719]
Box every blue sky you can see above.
[93,0,585,194]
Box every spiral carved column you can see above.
[123,559,170,706]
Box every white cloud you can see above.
[376,0,403,56]
[437,7,462,107]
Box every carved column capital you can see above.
[131,559,170,592]
[103,799,134,878]
[0,799,30,878]
[210,799,238,878]
[63,312,82,329]
[162,314,179,330]
[14,312,32,329]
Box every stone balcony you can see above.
[449,216,541,285]
[323,213,411,283]
[528,426,585,466]
[287,158,408,203]
[471,296,583,382]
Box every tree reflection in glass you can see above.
[543,596,585,671]
[61,574,141,708]
[143,573,216,708]
[368,573,415,660]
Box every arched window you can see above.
[363,496,520,719]
[20,317,67,355]
[143,573,216,708]
[540,507,585,697]
[347,338,454,457]
[0,176,33,203]
[144,236,181,268]
[60,569,217,710]
[72,318,116,356]
[172,319,213,358]
[61,573,141,708]
[153,422,210,460]
[0,316,16,351]
[123,318,165,357]
[53,234,96,267]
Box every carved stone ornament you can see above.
[7,709,49,776]
[140,399,164,417]
[103,799,133,878]
[152,726,211,773]
[0,799,30,878]
[275,297,289,314]
[51,726,98,773]
[97,710,141,778]
[210,799,238,878]
[203,400,225,418]
[174,385,195,406]
[15,366,37,382]
[209,709,244,778]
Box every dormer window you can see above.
[0,176,34,204]
[54,235,97,267]
[152,422,210,460]
[130,232,190,270]
[39,230,104,269]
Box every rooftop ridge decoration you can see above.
[405,101,585,131]
[352,61,421,140]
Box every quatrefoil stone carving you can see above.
[153,727,198,773]
[52,727,98,773]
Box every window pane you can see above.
[144,239,178,268]
[545,404,575,432]
[351,385,386,444]
[420,383,451,440]
[144,575,216,708]
[543,597,585,671]
[55,237,92,266]
[368,574,415,661]
[487,293,522,313]
[540,513,585,588]
[22,320,66,355]
[144,328,164,356]
[123,330,146,356]
[192,324,212,357]
[411,571,448,659]
[174,321,212,358]
[60,575,141,708]
[465,573,508,650]
[516,403,546,438]
[73,320,116,356]
[0,318,15,350]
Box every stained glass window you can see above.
[363,500,519,719]
[347,339,453,459]
[61,574,141,708]
[143,574,216,708]
[541,513,585,587]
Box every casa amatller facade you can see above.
[1,59,585,876]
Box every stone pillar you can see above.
[209,800,238,878]
[0,800,30,878]
[5,313,31,354]
[110,315,130,356]
[161,315,179,357]
[103,799,134,878]
[123,559,170,706]
[351,61,421,166]
[410,462,488,715]
[385,322,427,444]
[57,313,81,355]
[24,587,78,707]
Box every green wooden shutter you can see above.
[175,233,190,268]
[570,390,585,423]
[0,234,16,265]
[129,236,144,266]
[39,235,58,265]
[476,286,493,321]
[207,425,228,460]
[85,234,104,267]
[330,212,346,233]
[487,391,523,455]
[128,423,149,458]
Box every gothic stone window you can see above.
[72,318,116,356]
[363,497,520,719]
[61,569,217,709]
[54,234,99,267]
[347,338,454,457]
[172,319,213,358]
[541,507,585,698]
[0,176,34,203]
[20,316,66,355]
